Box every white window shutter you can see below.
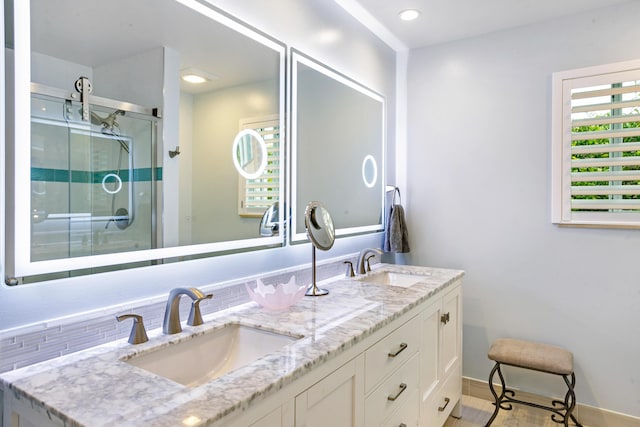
[552,60,640,228]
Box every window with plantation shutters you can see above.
[237,116,281,217]
[552,59,640,228]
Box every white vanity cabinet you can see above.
[420,283,462,426]
[228,280,462,427]
[2,274,463,427]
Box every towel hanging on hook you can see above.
[384,187,410,253]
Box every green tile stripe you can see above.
[31,167,162,183]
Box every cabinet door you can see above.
[420,299,441,401]
[295,356,364,427]
[439,285,461,379]
[419,299,441,427]
[250,402,294,427]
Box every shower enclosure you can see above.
[29,79,159,264]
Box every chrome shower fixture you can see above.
[91,110,130,153]
[91,109,125,131]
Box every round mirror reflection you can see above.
[362,155,378,188]
[305,201,335,251]
[232,129,268,179]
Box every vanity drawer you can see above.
[382,388,419,427]
[420,361,461,427]
[365,354,420,426]
[365,314,420,392]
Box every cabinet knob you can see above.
[440,312,450,324]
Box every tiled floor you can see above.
[443,395,585,427]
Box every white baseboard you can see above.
[463,377,640,427]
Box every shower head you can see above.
[90,110,125,131]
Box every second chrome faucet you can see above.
[163,287,213,334]
[356,248,383,275]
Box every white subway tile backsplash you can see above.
[0,255,361,374]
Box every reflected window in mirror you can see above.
[291,51,385,243]
[236,116,281,218]
[5,0,285,282]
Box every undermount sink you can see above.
[358,270,430,288]
[123,324,300,388]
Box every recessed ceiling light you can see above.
[181,74,207,84]
[399,9,421,21]
[180,68,218,84]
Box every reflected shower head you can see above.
[90,110,130,153]
[90,109,125,130]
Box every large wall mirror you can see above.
[291,51,385,242]
[6,0,285,280]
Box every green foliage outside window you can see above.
[571,114,640,204]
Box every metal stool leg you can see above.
[550,372,582,426]
[485,362,513,426]
[563,373,582,427]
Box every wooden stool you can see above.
[485,338,583,427]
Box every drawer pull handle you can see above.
[438,397,451,412]
[387,383,407,402]
[440,312,450,324]
[399,424,407,427]
[388,342,408,358]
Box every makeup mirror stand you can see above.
[306,245,329,296]
[304,201,334,297]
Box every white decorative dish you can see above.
[245,276,306,310]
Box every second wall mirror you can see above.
[291,51,385,243]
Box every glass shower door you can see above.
[30,91,157,264]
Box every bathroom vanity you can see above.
[1,264,463,427]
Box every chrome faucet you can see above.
[356,248,383,274]
[163,287,213,334]
[116,313,149,345]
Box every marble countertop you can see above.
[1,264,464,427]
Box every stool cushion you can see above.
[488,338,573,375]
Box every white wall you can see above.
[178,92,194,245]
[407,1,640,417]
[190,80,279,242]
[0,1,395,330]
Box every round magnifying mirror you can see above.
[305,201,335,251]
[304,201,335,297]
[232,129,268,179]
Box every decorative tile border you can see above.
[31,166,162,182]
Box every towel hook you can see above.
[392,187,402,206]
